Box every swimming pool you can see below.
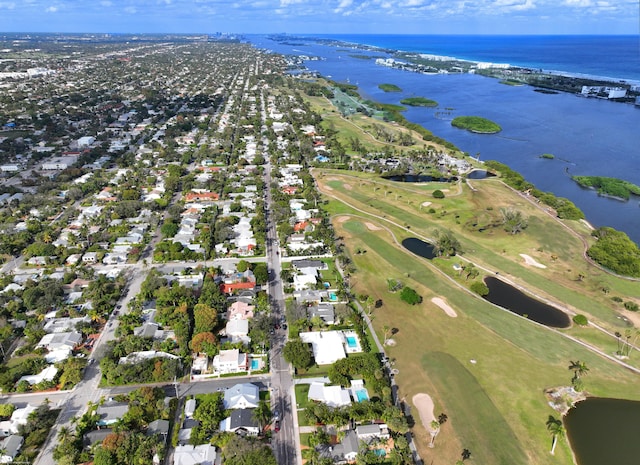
[250,359,260,370]
[346,336,357,348]
[355,389,369,402]
[374,449,386,457]
[329,292,338,301]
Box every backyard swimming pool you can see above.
[346,336,358,348]
[250,359,260,370]
[355,389,369,402]
[329,292,338,301]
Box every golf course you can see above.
[302,84,640,465]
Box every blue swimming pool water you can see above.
[374,449,386,457]
[346,336,357,348]
[329,292,338,301]
[355,389,369,402]
[250,359,259,370]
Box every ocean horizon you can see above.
[301,34,640,84]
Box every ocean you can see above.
[307,35,640,83]
[248,34,640,244]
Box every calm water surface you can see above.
[250,36,640,244]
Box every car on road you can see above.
[273,409,280,421]
[273,420,280,432]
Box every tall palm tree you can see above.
[253,400,272,431]
[546,415,565,455]
[568,360,589,379]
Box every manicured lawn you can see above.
[314,169,640,465]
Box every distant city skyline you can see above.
[0,0,637,35]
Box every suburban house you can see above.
[219,409,259,436]
[212,349,248,374]
[0,404,36,437]
[319,430,359,464]
[220,270,256,295]
[227,301,255,320]
[184,190,220,203]
[36,331,82,351]
[0,435,24,463]
[299,331,346,365]
[308,382,352,408]
[307,303,336,325]
[18,365,58,386]
[97,401,129,427]
[223,383,259,410]
[224,319,250,345]
[173,444,217,465]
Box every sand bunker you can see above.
[336,216,349,223]
[323,185,333,191]
[520,254,547,269]
[412,393,437,432]
[421,201,432,208]
[365,222,382,231]
[431,297,457,317]
[343,183,352,190]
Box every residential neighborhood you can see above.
[0,34,415,465]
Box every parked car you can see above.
[274,420,280,433]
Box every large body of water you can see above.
[248,34,640,244]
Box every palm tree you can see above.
[615,331,623,355]
[428,419,440,447]
[546,415,565,455]
[461,448,472,461]
[568,360,589,379]
[438,412,448,425]
[253,400,272,431]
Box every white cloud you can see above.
[124,6,137,13]
[563,0,592,6]
[0,1,16,9]
[45,5,58,12]
[100,0,113,6]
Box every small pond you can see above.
[466,169,496,180]
[382,174,457,183]
[483,276,571,328]
[565,397,640,465]
[402,237,436,259]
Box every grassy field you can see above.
[314,170,640,465]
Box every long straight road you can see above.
[264,157,301,465]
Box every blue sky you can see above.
[0,0,637,34]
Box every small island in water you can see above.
[378,83,402,92]
[451,116,502,134]
[572,175,640,201]
[400,96,438,107]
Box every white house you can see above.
[224,319,250,345]
[0,404,36,437]
[223,383,259,410]
[212,349,248,374]
[173,444,216,465]
[37,332,82,351]
[18,365,58,386]
[299,331,346,365]
[308,382,352,408]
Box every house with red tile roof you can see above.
[184,191,220,202]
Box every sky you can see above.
[0,0,638,35]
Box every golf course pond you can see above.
[401,237,436,259]
[483,276,571,328]
[382,174,457,183]
[564,397,640,465]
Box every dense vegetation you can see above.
[378,83,402,92]
[451,116,502,134]
[587,227,640,277]
[484,161,585,220]
[400,97,438,107]
[572,175,640,200]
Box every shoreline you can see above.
[296,34,640,88]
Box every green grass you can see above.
[422,352,529,465]
[316,169,640,464]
